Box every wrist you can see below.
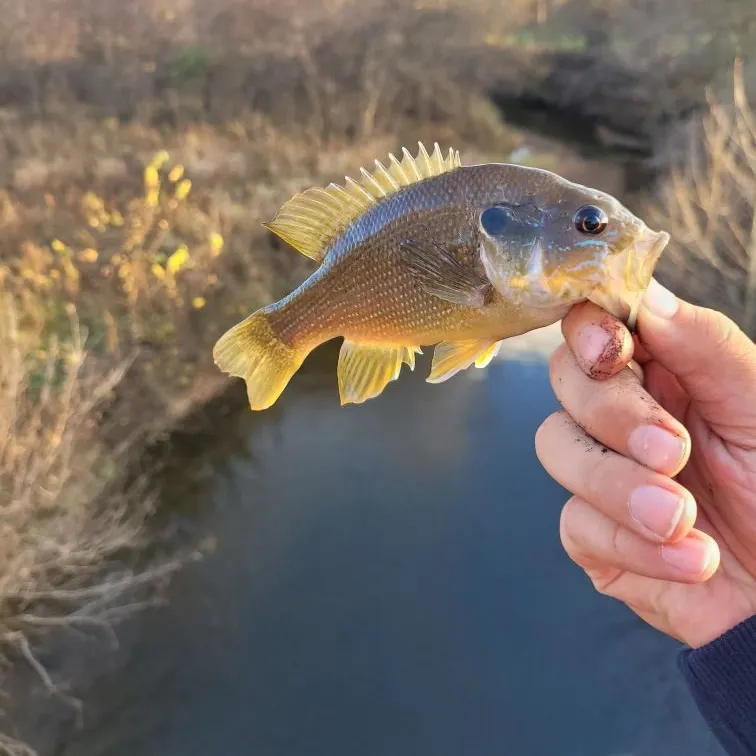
[678,615,756,756]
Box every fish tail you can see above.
[213,309,312,410]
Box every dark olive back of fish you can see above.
[324,163,571,265]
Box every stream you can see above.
[55,334,723,756]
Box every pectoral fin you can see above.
[427,339,500,384]
[337,340,422,405]
[399,239,493,308]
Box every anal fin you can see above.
[338,340,422,405]
[474,341,502,368]
[427,339,501,384]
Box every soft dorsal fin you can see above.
[262,142,462,263]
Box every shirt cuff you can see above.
[679,614,756,756]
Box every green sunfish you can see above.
[213,142,669,410]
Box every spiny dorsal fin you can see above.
[263,142,462,263]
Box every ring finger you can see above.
[561,495,720,584]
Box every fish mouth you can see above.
[588,228,670,330]
[630,229,670,291]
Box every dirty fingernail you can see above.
[628,425,687,474]
[576,325,611,365]
[628,485,685,541]
[661,537,714,576]
[642,279,678,319]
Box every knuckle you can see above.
[697,306,743,351]
[589,567,623,597]
[570,369,635,432]
[560,498,625,597]
[580,380,612,422]
[582,446,610,503]
[609,519,622,555]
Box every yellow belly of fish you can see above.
[267,263,552,405]
[323,293,525,403]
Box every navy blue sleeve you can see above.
[679,615,756,756]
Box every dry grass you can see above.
[0,734,38,756]
[0,116,325,435]
[0,293,186,751]
[649,61,756,337]
[0,0,751,156]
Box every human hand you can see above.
[536,280,756,648]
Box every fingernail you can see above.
[628,485,685,541]
[627,425,687,474]
[661,537,714,576]
[642,279,678,318]
[576,324,611,364]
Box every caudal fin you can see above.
[213,310,309,410]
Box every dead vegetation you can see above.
[648,61,756,337]
[0,293,185,744]
[1,0,752,153]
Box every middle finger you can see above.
[550,343,690,477]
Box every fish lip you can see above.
[625,228,670,330]
[633,229,670,289]
[585,227,670,330]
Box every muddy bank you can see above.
[486,49,701,152]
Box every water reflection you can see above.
[56,334,723,756]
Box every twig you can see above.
[11,633,81,715]
[19,560,182,603]
[16,614,121,650]
[0,733,39,756]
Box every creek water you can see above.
[48,328,723,756]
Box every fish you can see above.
[213,142,669,410]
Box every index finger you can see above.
[562,301,634,380]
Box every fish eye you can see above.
[574,205,608,235]
[480,205,512,236]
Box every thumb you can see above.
[637,279,756,440]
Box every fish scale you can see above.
[213,142,669,410]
